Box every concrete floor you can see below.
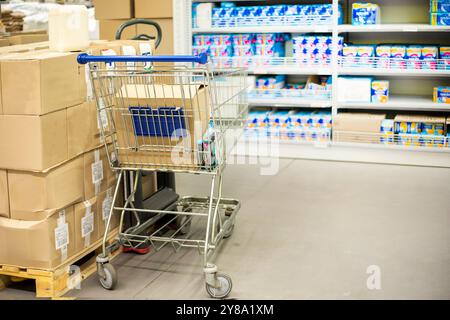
[1,159,449,299]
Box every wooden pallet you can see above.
[0,228,120,299]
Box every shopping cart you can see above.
[77,52,248,298]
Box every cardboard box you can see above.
[0,171,9,219]
[0,41,49,55]
[97,186,121,236]
[333,113,386,144]
[1,51,85,116]
[99,19,137,41]
[115,84,210,169]
[142,172,158,199]
[95,0,134,20]
[0,38,10,47]
[8,34,49,46]
[68,102,102,159]
[8,157,84,220]
[0,109,68,171]
[0,206,75,269]
[135,0,173,18]
[84,147,115,200]
[137,18,173,55]
[74,198,100,253]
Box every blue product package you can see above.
[352,3,381,25]
[431,0,450,13]
[431,12,450,25]
[130,107,187,138]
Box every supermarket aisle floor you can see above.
[1,159,449,300]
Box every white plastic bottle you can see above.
[49,5,89,52]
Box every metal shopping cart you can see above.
[77,52,248,298]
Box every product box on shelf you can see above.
[74,197,100,253]
[135,0,172,18]
[431,0,450,13]
[352,3,381,25]
[7,156,84,221]
[0,109,68,171]
[0,170,9,219]
[0,206,75,269]
[371,81,389,103]
[430,12,450,25]
[337,77,373,103]
[434,86,450,103]
[333,113,386,144]
[0,50,85,116]
[94,0,134,20]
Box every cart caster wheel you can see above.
[98,263,117,290]
[223,224,235,239]
[176,209,192,235]
[205,274,232,299]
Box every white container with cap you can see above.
[49,5,89,52]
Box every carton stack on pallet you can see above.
[96,0,173,55]
[0,40,157,283]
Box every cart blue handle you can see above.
[77,53,208,65]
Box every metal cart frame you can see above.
[78,53,248,298]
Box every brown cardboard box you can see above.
[0,51,85,116]
[0,41,49,54]
[95,0,134,20]
[8,34,49,46]
[68,102,102,159]
[115,84,210,169]
[0,109,68,171]
[137,18,173,55]
[333,113,386,144]
[99,19,137,41]
[74,198,100,253]
[0,171,9,219]
[0,38,10,47]
[84,147,115,200]
[0,206,75,269]
[8,156,84,220]
[97,186,121,236]
[135,0,173,18]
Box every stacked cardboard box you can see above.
[96,0,174,55]
[0,40,157,270]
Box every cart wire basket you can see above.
[78,53,248,298]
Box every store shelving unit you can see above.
[174,0,450,168]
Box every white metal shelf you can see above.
[193,25,332,34]
[248,97,332,108]
[247,88,332,108]
[338,24,450,33]
[212,57,333,75]
[232,138,450,168]
[338,67,450,77]
[337,96,450,112]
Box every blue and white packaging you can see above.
[431,0,450,13]
[430,12,450,25]
[352,3,381,25]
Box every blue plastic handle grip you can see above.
[77,53,208,65]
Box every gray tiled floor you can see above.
[1,159,449,299]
